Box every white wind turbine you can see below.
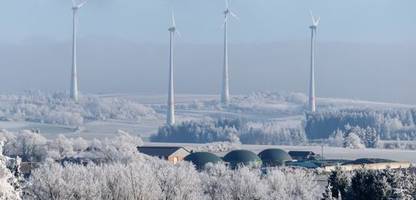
[221,0,239,105]
[70,0,87,102]
[309,11,320,112]
[167,11,180,125]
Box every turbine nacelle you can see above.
[168,27,176,32]
[72,0,87,10]
[169,11,181,36]
[224,9,229,15]
[222,0,239,27]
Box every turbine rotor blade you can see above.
[77,1,87,9]
[230,10,239,20]
[309,10,316,24]
[315,17,320,26]
[221,15,228,28]
[175,29,181,38]
[171,11,176,27]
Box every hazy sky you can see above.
[1,0,416,104]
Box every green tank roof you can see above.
[258,148,292,166]
[223,150,262,168]
[184,152,222,170]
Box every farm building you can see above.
[137,146,190,164]
[288,151,321,161]
[184,152,222,170]
[258,148,292,167]
[223,150,262,169]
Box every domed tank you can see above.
[184,152,222,170]
[223,150,262,169]
[258,148,292,167]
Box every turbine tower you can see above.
[221,0,238,105]
[309,11,320,112]
[70,0,87,102]
[167,11,180,125]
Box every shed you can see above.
[137,146,190,164]
[288,151,320,161]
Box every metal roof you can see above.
[342,158,396,165]
[258,148,292,166]
[137,146,189,158]
[223,150,262,168]
[184,152,222,170]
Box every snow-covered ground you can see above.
[0,92,415,163]
[0,91,414,140]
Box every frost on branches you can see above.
[0,129,143,164]
[0,140,21,200]
[26,159,322,200]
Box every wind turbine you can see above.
[70,0,87,102]
[309,11,320,112]
[167,11,180,125]
[221,0,239,105]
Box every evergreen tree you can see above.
[327,168,350,199]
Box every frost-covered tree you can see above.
[4,130,48,162]
[349,169,391,200]
[228,167,267,200]
[343,132,365,149]
[325,168,416,200]
[265,168,322,200]
[154,160,203,200]
[305,109,416,141]
[327,168,350,199]
[152,118,306,145]
[75,132,143,164]
[328,130,344,147]
[201,164,267,200]
[71,137,89,152]
[0,141,21,200]
[48,135,74,160]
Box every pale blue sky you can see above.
[1,0,416,104]
[3,0,416,44]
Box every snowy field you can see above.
[0,92,415,163]
[0,92,415,139]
